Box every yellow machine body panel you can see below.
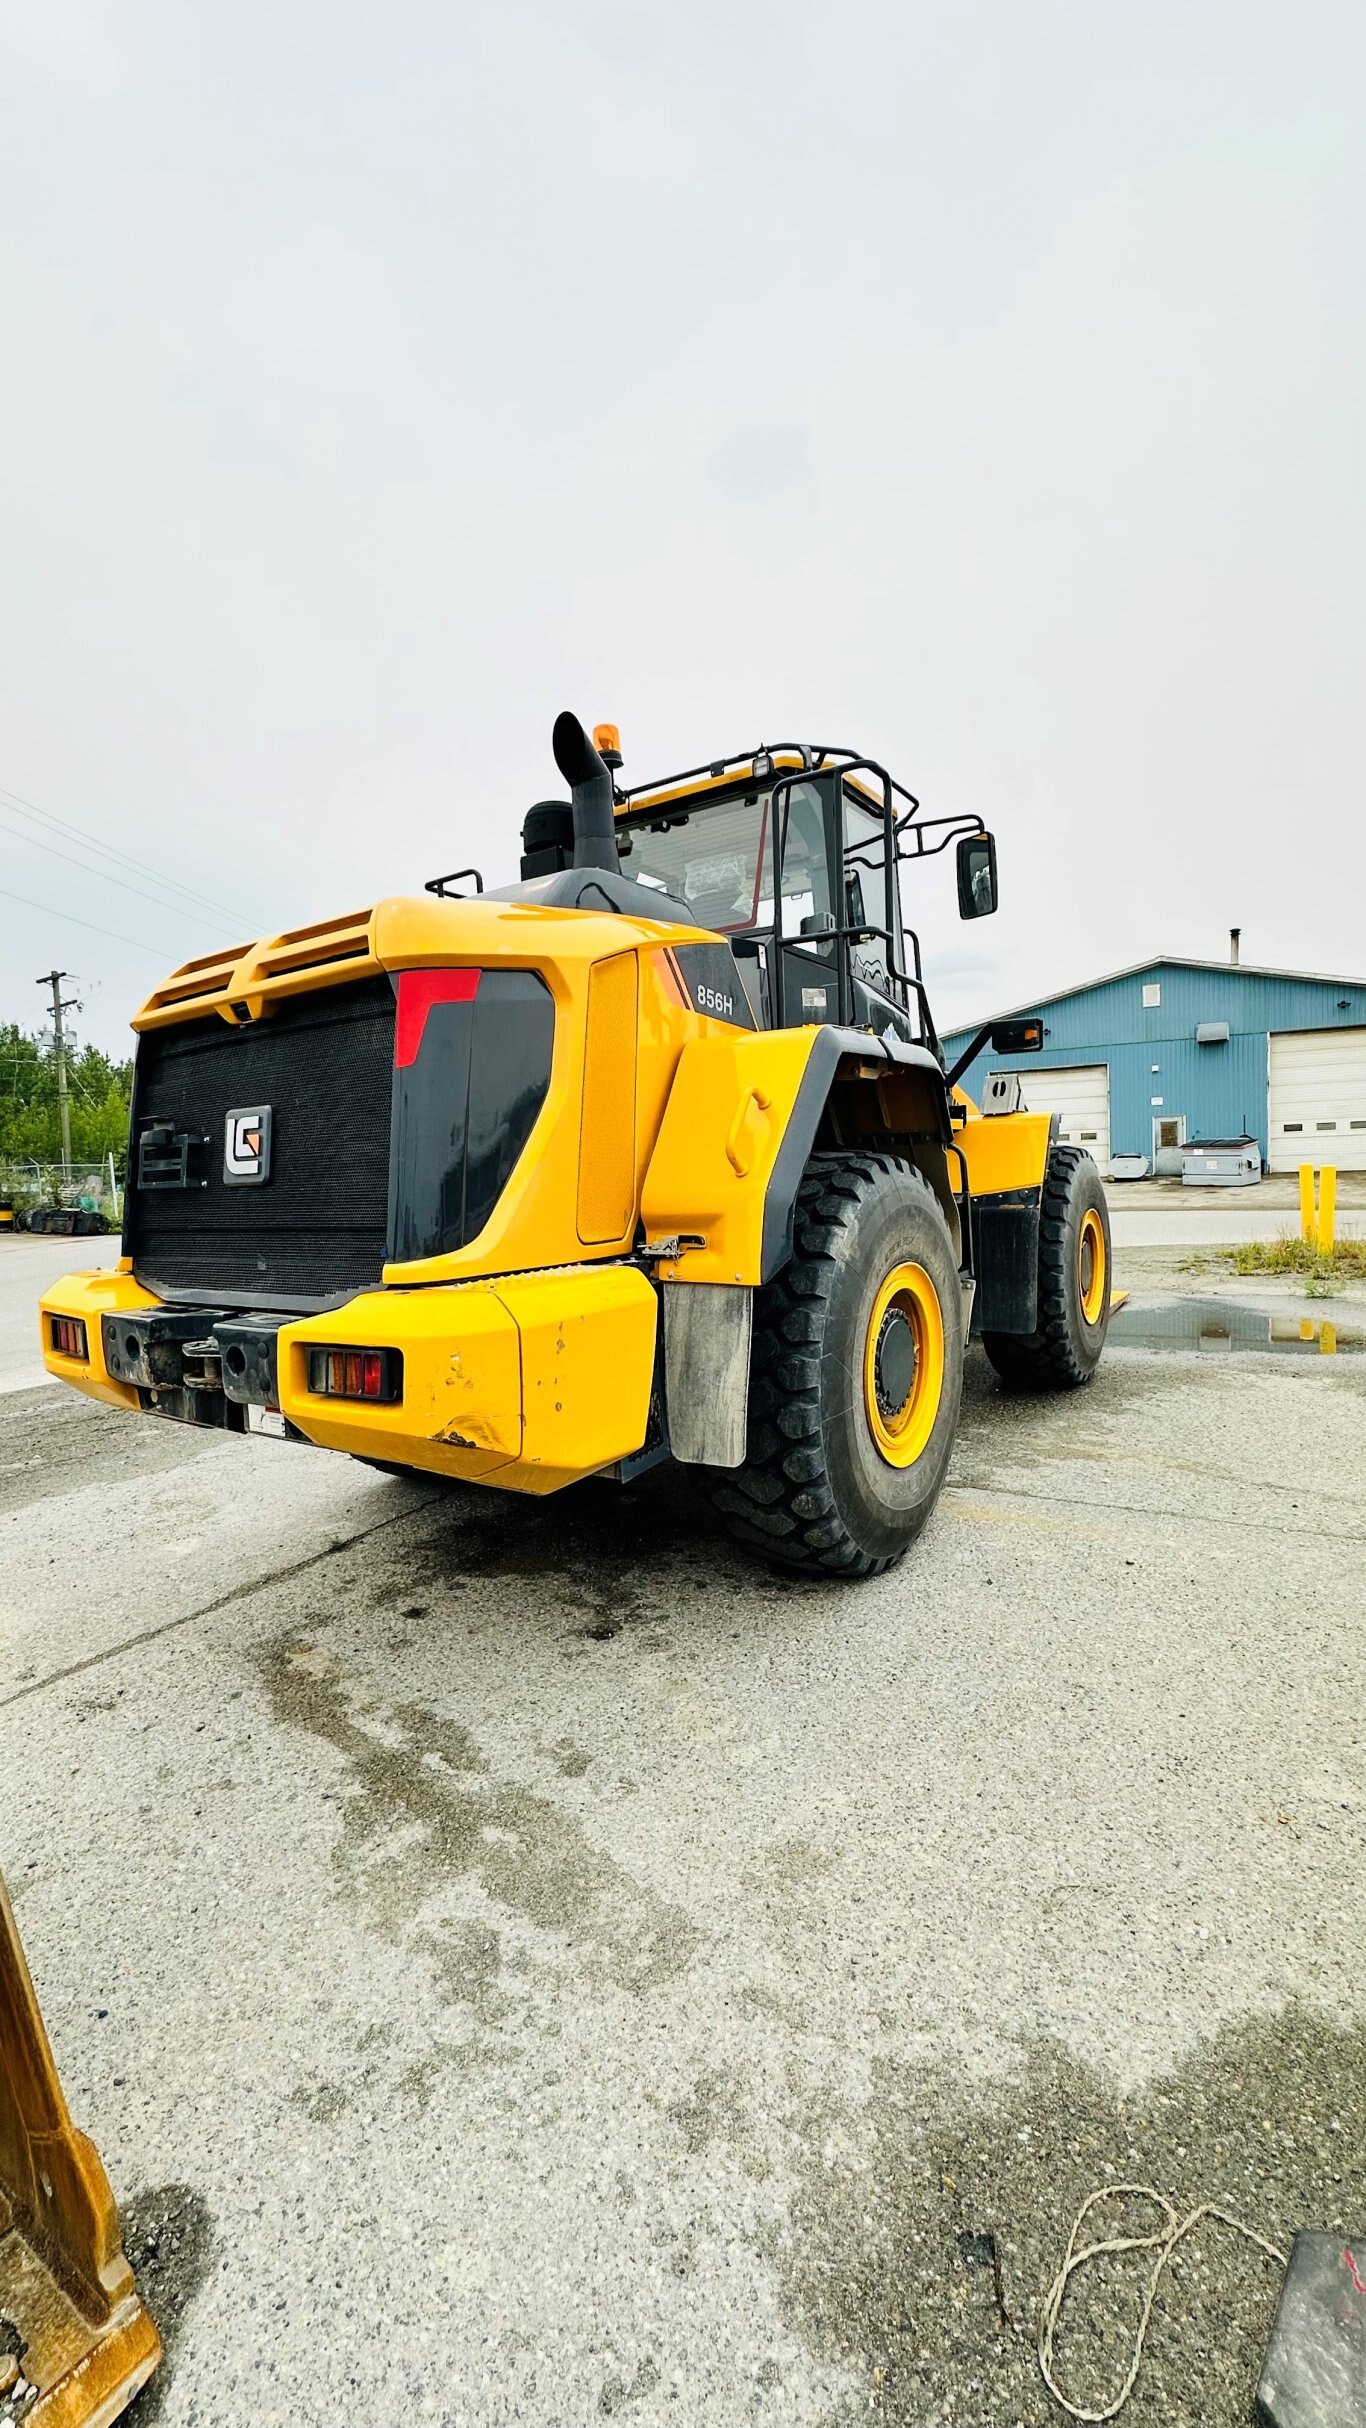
[639,1026,821,1285]
[39,886,753,1487]
[37,1269,158,1412]
[123,892,752,1294]
[0,1873,160,2424]
[953,1104,1054,1197]
[277,1262,658,1496]
[367,900,738,1289]
[44,1260,660,1496]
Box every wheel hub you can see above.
[873,1306,917,1420]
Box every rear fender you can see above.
[808,1040,961,1266]
[956,1109,1059,1335]
[641,1026,957,1286]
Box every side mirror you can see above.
[956,832,998,920]
[990,1018,1044,1053]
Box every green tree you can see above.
[0,1024,133,1169]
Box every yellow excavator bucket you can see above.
[0,1874,159,2425]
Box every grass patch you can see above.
[1220,1230,1366,1280]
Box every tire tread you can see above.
[982,1144,1107,1391]
[712,1152,948,1576]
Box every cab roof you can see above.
[615,747,909,826]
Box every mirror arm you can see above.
[945,1023,995,1091]
[896,812,984,862]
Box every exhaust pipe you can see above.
[553,712,619,875]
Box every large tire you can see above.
[982,1144,1111,1390]
[712,1153,964,1577]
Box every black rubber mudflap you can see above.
[1256,2231,1366,2425]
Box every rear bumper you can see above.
[40,1263,660,1496]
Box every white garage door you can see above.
[993,1064,1111,1175]
[1268,1028,1366,1172]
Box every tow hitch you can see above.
[99,1309,294,1432]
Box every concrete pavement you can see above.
[1110,1204,1366,1244]
[1106,1170,1366,1246]
[0,1242,1362,2426]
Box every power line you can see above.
[0,779,254,925]
[0,810,244,933]
[0,882,178,959]
[36,969,78,1166]
[0,780,260,928]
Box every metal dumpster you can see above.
[1181,1135,1262,1187]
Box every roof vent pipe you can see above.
[1229,926,1241,965]
[552,712,620,875]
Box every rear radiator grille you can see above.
[128,976,395,1306]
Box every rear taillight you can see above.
[306,1347,402,1403]
[50,1315,88,1361]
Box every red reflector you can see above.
[394,967,481,1068]
[50,1315,88,1361]
[361,1352,383,1397]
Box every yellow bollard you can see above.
[1300,1164,1316,1244]
[1320,1321,1337,1356]
[1317,1165,1336,1253]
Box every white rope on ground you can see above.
[1037,2182,1288,2424]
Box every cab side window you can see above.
[754,783,832,936]
[843,798,893,1000]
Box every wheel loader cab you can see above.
[616,762,920,1045]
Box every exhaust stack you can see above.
[1230,926,1241,965]
[553,712,620,875]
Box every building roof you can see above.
[941,953,1366,1040]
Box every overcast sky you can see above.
[2,0,1363,1056]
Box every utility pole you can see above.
[36,970,80,1174]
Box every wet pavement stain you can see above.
[551,1742,594,1778]
[252,1634,701,1999]
[667,2067,751,2158]
[597,2354,661,2413]
[782,2003,1366,2428]
[119,2183,215,2424]
[1108,1297,1365,1355]
[360,1466,731,1637]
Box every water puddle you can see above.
[1108,1296,1364,1355]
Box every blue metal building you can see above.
[942,954,1366,1176]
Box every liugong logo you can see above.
[224,1105,272,1185]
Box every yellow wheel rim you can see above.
[862,1261,945,1468]
[1078,1207,1107,1327]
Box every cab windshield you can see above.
[621,783,831,936]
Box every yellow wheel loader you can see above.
[41,717,1110,1574]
